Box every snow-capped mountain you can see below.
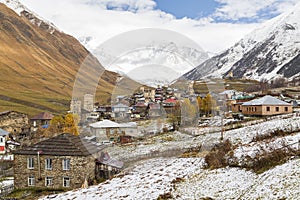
[93,40,209,87]
[1,0,59,34]
[183,2,300,81]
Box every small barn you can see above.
[95,152,124,180]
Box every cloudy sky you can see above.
[19,0,299,53]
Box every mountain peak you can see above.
[183,2,300,81]
[1,0,60,34]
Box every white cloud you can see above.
[214,0,299,21]
[18,0,297,53]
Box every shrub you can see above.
[204,139,232,169]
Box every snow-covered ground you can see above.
[41,157,300,200]
[233,132,300,165]
[108,116,300,162]
[41,115,300,199]
[40,158,205,200]
[173,158,300,199]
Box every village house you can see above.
[89,120,139,143]
[13,133,106,190]
[139,86,155,102]
[95,152,124,180]
[111,103,130,121]
[241,95,293,116]
[0,111,29,137]
[162,98,178,115]
[30,112,54,132]
[133,102,148,118]
[148,103,163,118]
[0,128,9,154]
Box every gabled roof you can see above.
[31,112,54,120]
[242,95,291,106]
[89,120,137,128]
[13,133,105,156]
[164,99,177,103]
[112,103,129,108]
[0,128,9,136]
[90,120,119,128]
[96,152,124,169]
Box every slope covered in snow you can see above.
[40,115,300,200]
[1,0,59,34]
[183,2,300,81]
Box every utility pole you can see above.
[220,113,224,141]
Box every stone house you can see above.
[13,133,105,190]
[111,103,130,121]
[241,95,293,116]
[148,103,163,118]
[30,112,54,131]
[0,111,29,136]
[95,152,123,180]
[89,120,139,143]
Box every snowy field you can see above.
[173,158,300,200]
[41,116,300,199]
[108,116,300,162]
[40,158,205,200]
[41,157,300,200]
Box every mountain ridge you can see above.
[0,2,118,116]
[183,2,300,81]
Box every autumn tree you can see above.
[63,113,79,136]
[201,94,217,116]
[181,98,198,126]
[167,101,181,130]
[49,115,65,133]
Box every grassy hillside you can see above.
[0,3,118,116]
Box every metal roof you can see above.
[242,95,291,106]
[30,112,54,120]
[0,128,9,136]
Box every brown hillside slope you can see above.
[0,3,118,116]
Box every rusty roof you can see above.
[30,112,54,120]
[13,133,106,156]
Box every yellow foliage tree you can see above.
[181,98,198,126]
[202,94,217,116]
[49,115,65,133]
[63,113,79,136]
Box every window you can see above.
[276,107,279,112]
[266,107,270,112]
[0,137,3,143]
[27,157,34,169]
[45,176,53,186]
[45,158,52,170]
[28,176,35,186]
[62,159,70,170]
[285,107,288,112]
[63,177,70,187]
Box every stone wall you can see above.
[0,111,29,134]
[14,154,95,189]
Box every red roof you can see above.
[31,112,54,120]
[164,99,177,103]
